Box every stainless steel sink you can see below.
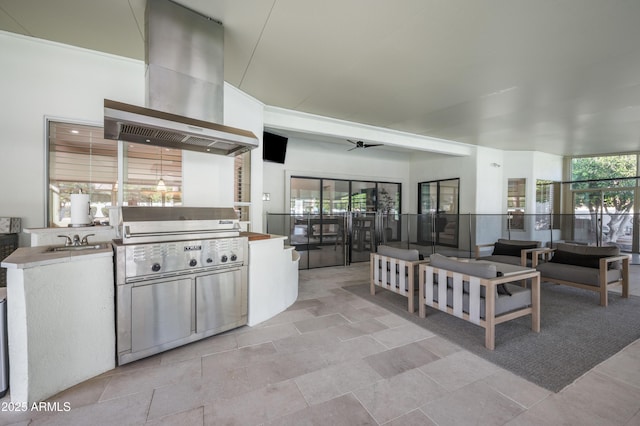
[48,243,111,252]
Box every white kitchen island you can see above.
[0,232,298,403]
[243,233,299,326]
[1,245,115,404]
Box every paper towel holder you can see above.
[68,192,95,227]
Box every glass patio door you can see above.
[418,178,460,247]
[290,177,402,267]
[350,181,377,262]
[290,177,348,268]
[572,189,634,250]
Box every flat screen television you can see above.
[262,131,288,164]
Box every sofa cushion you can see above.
[377,245,420,262]
[536,261,622,287]
[431,283,531,318]
[478,254,526,267]
[429,254,516,296]
[429,254,497,278]
[555,243,620,269]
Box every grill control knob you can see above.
[230,254,238,261]
[189,259,197,267]
[151,263,161,272]
[221,255,228,262]
[206,258,213,263]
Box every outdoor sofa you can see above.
[418,254,540,350]
[534,242,629,306]
[475,238,546,267]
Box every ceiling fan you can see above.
[347,139,383,151]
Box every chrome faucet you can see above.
[81,234,95,245]
[57,233,95,246]
[57,235,73,246]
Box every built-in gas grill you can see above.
[113,207,248,365]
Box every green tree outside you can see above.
[571,155,636,243]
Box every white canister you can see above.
[70,194,92,225]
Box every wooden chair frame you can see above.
[370,253,429,313]
[474,243,553,267]
[532,252,629,307]
[418,264,540,350]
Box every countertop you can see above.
[241,232,272,241]
[1,243,113,270]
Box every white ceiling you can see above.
[2,0,640,156]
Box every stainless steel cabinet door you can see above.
[131,278,192,352]
[196,269,242,334]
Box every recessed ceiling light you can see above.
[70,130,79,134]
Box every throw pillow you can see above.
[549,250,612,269]
[492,242,537,257]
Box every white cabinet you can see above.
[247,236,299,326]
[2,247,115,404]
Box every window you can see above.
[47,120,183,227]
[535,180,560,230]
[234,152,251,221]
[570,154,637,246]
[507,178,526,211]
[290,178,401,216]
[507,178,526,230]
[571,155,637,188]
[48,121,118,227]
[122,143,182,207]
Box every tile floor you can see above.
[1,262,640,425]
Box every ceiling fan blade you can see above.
[347,146,358,151]
[364,143,383,148]
[347,139,357,145]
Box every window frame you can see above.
[45,117,185,227]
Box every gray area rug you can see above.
[344,282,640,392]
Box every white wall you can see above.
[533,151,563,182]
[500,151,562,214]
[224,86,266,232]
[0,32,144,244]
[498,150,563,243]
[409,151,477,214]
[263,137,411,215]
[0,32,267,242]
[182,84,264,228]
[475,147,505,214]
[407,148,564,246]
[473,147,505,245]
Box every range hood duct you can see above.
[104,0,258,156]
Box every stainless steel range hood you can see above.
[104,99,258,156]
[104,0,258,156]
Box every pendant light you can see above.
[157,148,167,192]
